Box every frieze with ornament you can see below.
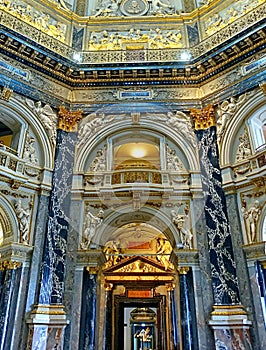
[91,0,177,18]
[0,1,67,41]
[88,27,183,51]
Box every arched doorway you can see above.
[101,223,178,350]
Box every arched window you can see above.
[248,106,266,152]
[0,221,3,245]
[0,116,23,155]
[263,215,266,242]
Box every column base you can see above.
[209,305,252,350]
[26,304,69,350]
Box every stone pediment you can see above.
[103,255,174,274]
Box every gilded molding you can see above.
[86,266,99,274]
[58,106,82,132]
[211,304,247,316]
[190,104,216,130]
[259,83,266,95]
[0,87,12,101]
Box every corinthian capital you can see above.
[58,106,82,132]
[190,104,215,130]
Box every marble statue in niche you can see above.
[171,206,193,248]
[14,199,32,244]
[241,199,261,243]
[166,144,185,171]
[235,130,251,162]
[24,135,38,164]
[89,147,107,172]
[80,207,104,249]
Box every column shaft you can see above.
[0,265,22,350]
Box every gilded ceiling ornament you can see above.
[58,106,82,132]
[190,104,215,130]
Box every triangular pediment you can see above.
[104,255,174,274]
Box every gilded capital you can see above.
[58,106,82,132]
[177,266,190,275]
[86,266,99,274]
[105,283,113,291]
[0,260,22,270]
[190,104,215,130]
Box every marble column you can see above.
[167,284,179,350]
[0,261,22,350]
[103,283,113,350]
[190,105,252,349]
[27,107,82,349]
[256,261,266,313]
[177,267,194,350]
[79,267,98,350]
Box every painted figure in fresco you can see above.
[81,207,104,249]
[242,199,261,243]
[14,199,31,244]
[171,207,192,248]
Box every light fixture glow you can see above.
[131,145,146,158]
[72,52,82,62]
[180,51,191,61]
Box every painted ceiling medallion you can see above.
[120,0,149,16]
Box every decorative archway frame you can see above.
[74,105,200,174]
[0,97,55,170]
[219,90,265,167]
[0,194,19,245]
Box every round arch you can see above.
[75,106,199,173]
[0,194,19,245]
[220,91,265,166]
[259,203,266,242]
[95,205,181,248]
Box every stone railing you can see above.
[232,148,266,177]
[84,170,190,188]
[0,148,42,183]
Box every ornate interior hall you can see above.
[0,0,266,349]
